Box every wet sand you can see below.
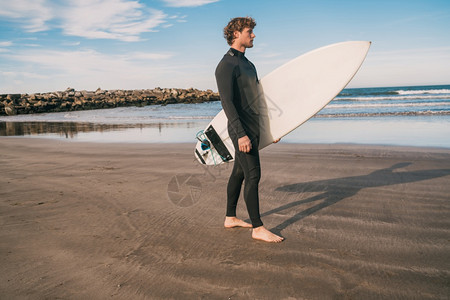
[0,138,449,299]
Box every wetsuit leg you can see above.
[226,157,244,217]
[226,138,263,228]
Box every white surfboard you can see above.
[195,41,371,165]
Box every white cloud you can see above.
[0,0,217,43]
[0,0,53,32]
[60,0,168,41]
[162,0,219,7]
[5,48,174,72]
[62,41,81,46]
[0,41,13,53]
[162,14,187,27]
[0,0,170,42]
[0,48,181,92]
[0,41,13,47]
[1,71,48,79]
[126,52,174,60]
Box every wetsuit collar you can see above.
[228,47,245,57]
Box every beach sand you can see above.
[1,138,449,299]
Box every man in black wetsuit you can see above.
[215,17,284,243]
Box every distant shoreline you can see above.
[0,87,220,116]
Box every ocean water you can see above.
[322,85,450,117]
[1,85,449,148]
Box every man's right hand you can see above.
[238,135,252,153]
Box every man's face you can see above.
[234,27,255,49]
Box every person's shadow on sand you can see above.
[262,162,450,235]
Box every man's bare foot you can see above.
[224,217,253,228]
[252,226,284,243]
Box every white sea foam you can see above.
[167,116,214,120]
[317,110,450,117]
[396,89,450,95]
[335,95,450,101]
[328,101,450,109]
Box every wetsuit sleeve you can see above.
[215,61,247,138]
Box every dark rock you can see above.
[0,87,220,116]
[5,105,17,116]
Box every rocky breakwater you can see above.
[0,87,220,116]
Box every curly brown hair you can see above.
[223,17,256,46]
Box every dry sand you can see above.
[0,138,449,299]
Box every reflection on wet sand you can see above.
[0,121,202,139]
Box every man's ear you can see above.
[233,30,240,39]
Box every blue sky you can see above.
[0,0,449,94]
